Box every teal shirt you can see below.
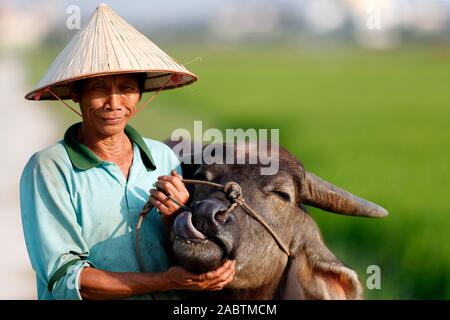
[20,123,182,300]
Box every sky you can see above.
[3,0,450,49]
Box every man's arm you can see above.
[80,260,236,300]
[20,155,95,300]
[79,268,167,300]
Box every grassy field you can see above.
[24,44,450,299]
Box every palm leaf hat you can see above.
[25,3,197,101]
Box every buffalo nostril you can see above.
[193,199,229,227]
[213,210,228,225]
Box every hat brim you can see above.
[25,70,197,101]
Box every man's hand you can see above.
[149,170,189,218]
[165,260,236,291]
[79,261,235,300]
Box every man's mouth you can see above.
[99,116,124,124]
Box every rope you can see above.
[135,192,189,272]
[222,181,291,256]
[135,178,292,272]
[46,88,83,117]
[236,199,291,256]
[134,75,175,115]
[135,201,154,272]
[182,56,203,66]
[182,179,225,190]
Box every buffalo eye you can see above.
[271,190,291,202]
[262,173,295,203]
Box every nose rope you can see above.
[136,178,292,272]
[222,181,292,257]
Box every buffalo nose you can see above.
[192,199,230,226]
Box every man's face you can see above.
[74,74,141,137]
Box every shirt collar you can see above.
[63,122,156,171]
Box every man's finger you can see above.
[172,169,183,178]
[203,268,235,290]
[197,260,234,281]
[150,189,171,204]
[157,174,186,193]
[155,180,179,198]
[211,260,234,276]
[209,279,233,291]
[149,197,170,214]
[204,263,235,287]
[150,191,177,211]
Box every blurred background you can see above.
[1,0,449,299]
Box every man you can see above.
[20,4,235,300]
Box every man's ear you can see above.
[70,86,79,103]
[282,215,363,300]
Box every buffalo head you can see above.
[168,142,388,299]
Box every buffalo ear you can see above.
[282,250,362,300]
[282,217,363,300]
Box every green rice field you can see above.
[25,44,450,299]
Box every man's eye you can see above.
[121,84,137,91]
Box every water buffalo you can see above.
[167,142,388,300]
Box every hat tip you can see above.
[98,3,109,9]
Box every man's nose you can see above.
[104,93,122,110]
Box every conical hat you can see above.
[25,4,197,101]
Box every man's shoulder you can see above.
[142,137,174,156]
[141,137,180,167]
[23,140,71,174]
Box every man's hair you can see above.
[72,73,147,98]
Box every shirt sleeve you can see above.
[20,154,94,300]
